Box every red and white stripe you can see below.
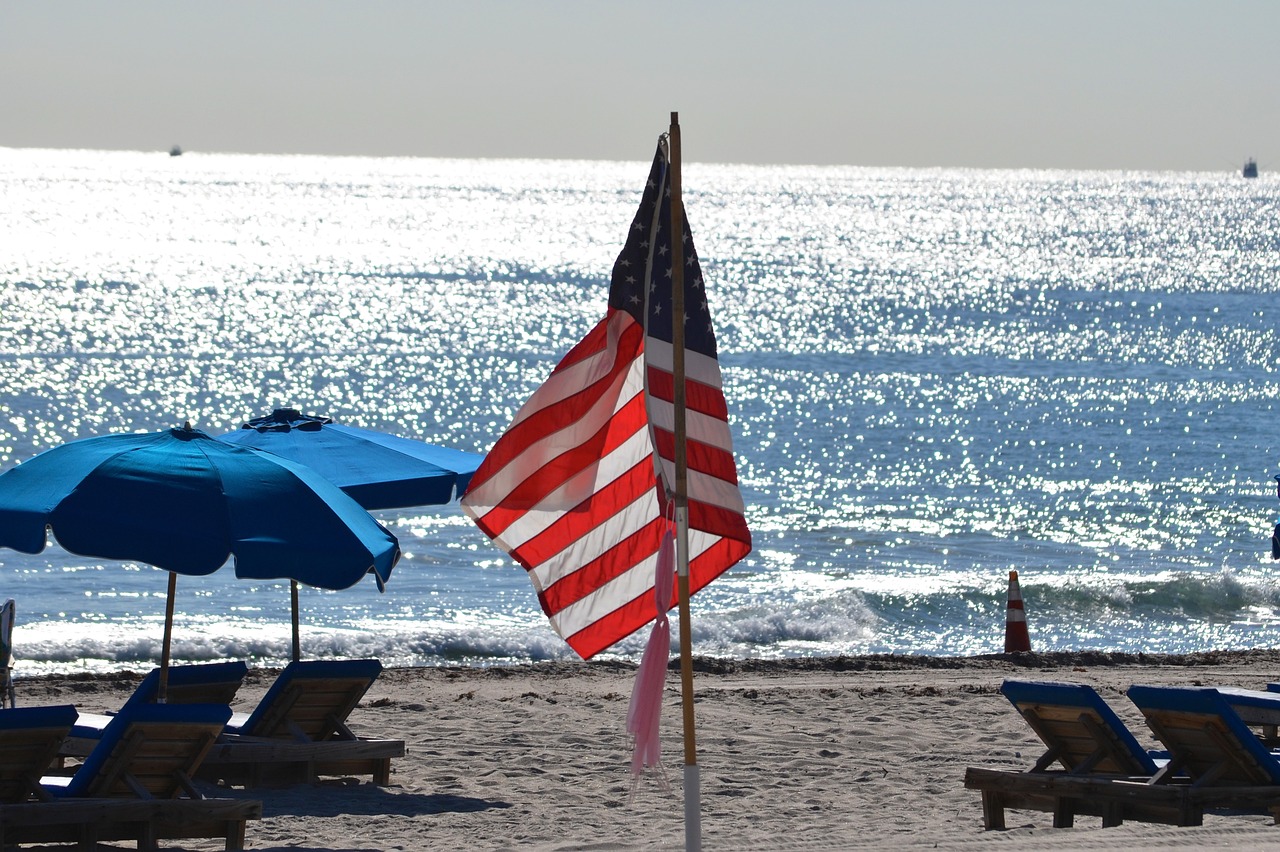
[462,308,750,658]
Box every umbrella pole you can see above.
[291,580,301,663]
[159,571,177,704]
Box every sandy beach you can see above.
[13,650,1280,851]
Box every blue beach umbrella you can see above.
[0,424,400,698]
[217,408,481,659]
[217,409,481,510]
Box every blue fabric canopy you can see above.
[217,409,481,510]
[0,425,399,590]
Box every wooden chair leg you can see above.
[981,791,1007,830]
[1053,797,1075,828]
[226,819,247,852]
[1174,802,1203,827]
[75,822,99,850]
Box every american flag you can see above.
[461,140,752,658]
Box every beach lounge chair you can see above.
[0,705,77,803]
[138,659,248,707]
[1127,685,1280,790]
[64,660,249,754]
[1117,685,1280,824]
[964,680,1166,829]
[44,702,231,799]
[197,658,404,787]
[2,702,261,850]
[999,679,1159,776]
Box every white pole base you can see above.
[684,763,702,851]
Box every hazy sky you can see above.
[3,1,1277,171]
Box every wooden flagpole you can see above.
[668,110,702,852]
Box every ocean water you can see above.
[1,146,1279,676]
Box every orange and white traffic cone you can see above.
[1003,570,1031,653]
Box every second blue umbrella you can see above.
[0,424,400,697]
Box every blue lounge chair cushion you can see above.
[1215,685,1280,717]
[1001,679,1159,775]
[48,702,231,799]
[1127,685,1280,785]
[226,658,381,738]
[0,704,77,732]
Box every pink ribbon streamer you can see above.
[626,524,675,780]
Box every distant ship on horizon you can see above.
[169,145,182,157]
[1243,157,1258,178]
